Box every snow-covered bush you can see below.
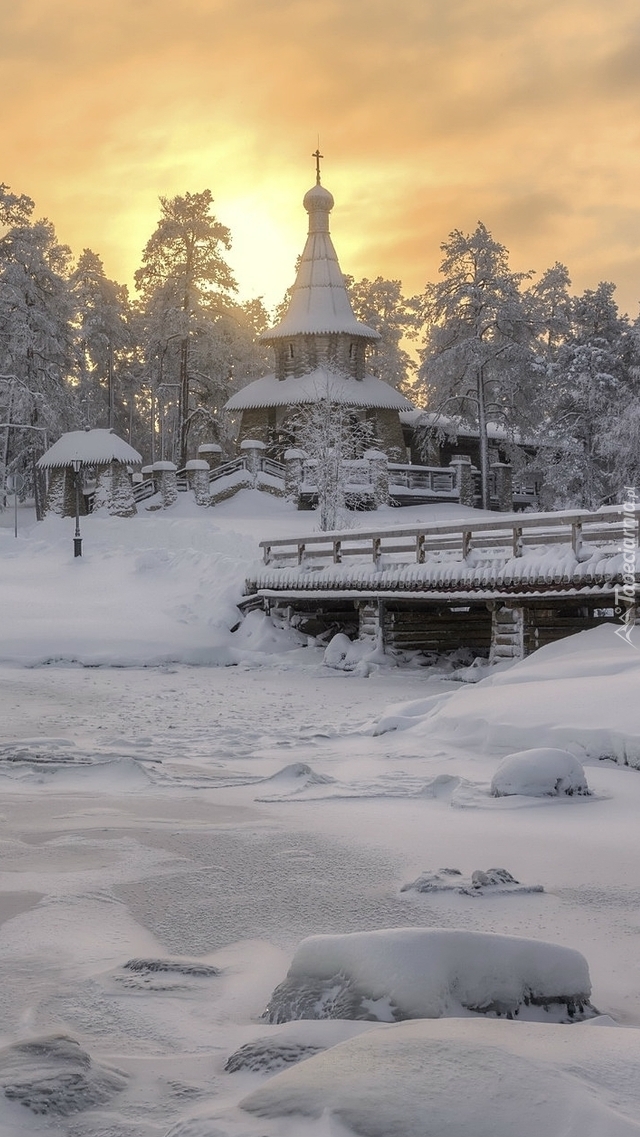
[265,927,594,1024]
[491,748,589,798]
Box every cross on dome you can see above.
[312,147,323,185]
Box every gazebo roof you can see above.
[37,429,142,469]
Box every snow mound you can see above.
[261,763,335,787]
[265,927,594,1024]
[0,1034,127,1116]
[323,632,387,675]
[491,748,590,797]
[225,1021,375,1074]
[240,1017,640,1137]
[401,866,544,897]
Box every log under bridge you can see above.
[243,505,640,662]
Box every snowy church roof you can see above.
[37,429,142,469]
[225,368,413,412]
[260,180,380,342]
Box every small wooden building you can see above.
[37,429,142,518]
[225,175,413,458]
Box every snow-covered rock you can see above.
[240,1018,640,1137]
[224,1021,375,1074]
[265,927,594,1024]
[401,866,544,896]
[0,1034,127,1116]
[491,748,590,797]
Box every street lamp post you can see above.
[72,459,82,557]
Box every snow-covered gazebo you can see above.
[37,429,142,518]
[225,167,412,457]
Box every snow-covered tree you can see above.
[417,223,542,508]
[344,275,420,395]
[0,187,78,509]
[293,398,378,531]
[135,190,238,465]
[70,249,133,430]
[540,282,633,508]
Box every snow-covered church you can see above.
[224,166,413,456]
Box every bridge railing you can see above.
[260,504,640,567]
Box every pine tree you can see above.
[135,191,237,466]
[70,249,132,430]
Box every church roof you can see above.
[225,368,412,411]
[260,180,380,342]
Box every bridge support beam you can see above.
[490,603,524,663]
[358,600,386,651]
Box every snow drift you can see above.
[240,1017,640,1137]
[374,624,640,766]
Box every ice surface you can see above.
[491,748,590,797]
[265,927,593,1023]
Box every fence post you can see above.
[152,461,178,508]
[197,443,222,471]
[449,455,474,507]
[240,439,266,486]
[185,459,210,506]
[364,449,389,506]
[284,448,306,503]
[491,462,513,512]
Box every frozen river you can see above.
[2,660,640,1135]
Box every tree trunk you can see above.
[477,366,490,510]
[179,335,189,468]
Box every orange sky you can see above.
[3,0,640,316]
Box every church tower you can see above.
[225,159,412,455]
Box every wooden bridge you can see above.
[245,505,640,662]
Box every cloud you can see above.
[2,0,640,314]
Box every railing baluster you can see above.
[297,542,306,565]
[416,533,425,563]
[333,540,342,564]
[571,521,582,556]
[462,530,471,559]
[512,526,523,557]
